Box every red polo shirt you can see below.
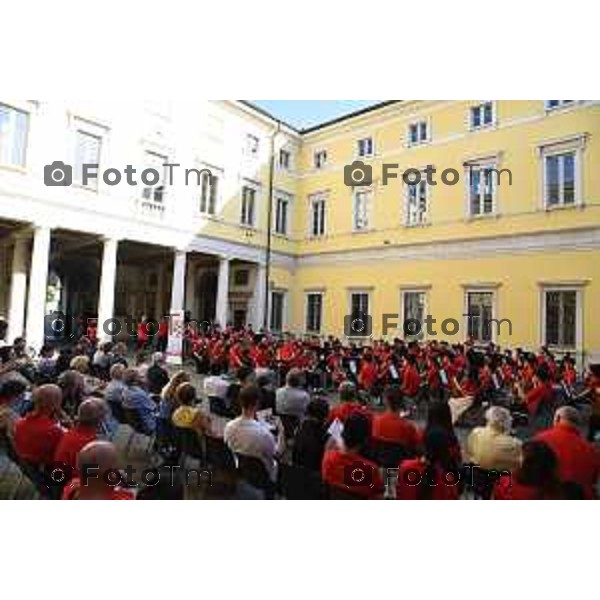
[372,412,419,450]
[401,364,421,397]
[525,382,554,415]
[321,449,384,499]
[396,459,460,500]
[535,423,600,498]
[14,412,64,466]
[53,424,97,476]
[328,401,372,424]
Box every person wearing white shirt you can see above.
[224,385,285,482]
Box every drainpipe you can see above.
[263,120,281,331]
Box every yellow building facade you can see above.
[251,100,600,363]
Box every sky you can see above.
[251,100,382,130]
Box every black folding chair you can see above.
[204,435,236,472]
[235,453,276,499]
[279,463,326,499]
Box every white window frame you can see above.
[309,192,327,237]
[352,188,372,232]
[463,288,497,344]
[401,289,428,340]
[199,169,219,215]
[246,133,260,157]
[305,291,324,334]
[405,177,429,226]
[0,103,29,168]
[278,147,292,171]
[270,289,287,333]
[407,119,430,146]
[357,136,374,158]
[465,161,498,217]
[540,285,583,353]
[274,191,292,236]
[141,150,168,204]
[346,289,372,340]
[241,183,258,227]
[314,149,327,169]
[73,125,103,189]
[469,101,496,130]
[539,135,585,210]
[545,100,577,112]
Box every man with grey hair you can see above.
[275,368,310,419]
[536,405,600,498]
[466,405,522,472]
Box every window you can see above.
[0,104,28,167]
[545,152,576,207]
[468,164,496,216]
[314,150,327,169]
[466,291,494,342]
[74,130,102,188]
[408,121,428,145]
[279,148,291,170]
[274,193,290,235]
[544,290,577,348]
[241,185,256,226]
[353,190,371,231]
[546,100,575,111]
[406,180,428,226]
[350,292,369,320]
[470,102,494,129]
[403,291,426,338]
[310,193,326,237]
[306,293,323,333]
[141,151,167,203]
[233,269,249,286]
[270,291,285,332]
[357,137,374,157]
[246,134,259,156]
[200,171,218,215]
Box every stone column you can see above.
[215,256,230,327]
[25,225,51,351]
[97,237,119,342]
[7,235,29,343]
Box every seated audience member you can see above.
[37,344,58,382]
[62,440,134,500]
[13,384,65,467]
[535,406,600,498]
[396,428,460,500]
[276,368,310,419]
[110,342,129,367]
[69,354,103,395]
[224,385,285,482]
[0,448,39,499]
[401,355,421,398]
[58,369,85,414]
[203,363,230,400]
[292,398,330,471]
[328,381,371,424]
[371,386,419,451]
[466,406,522,473]
[160,370,191,420]
[256,372,276,412]
[519,364,554,416]
[146,352,170,396]
[0,379,28,436]
[55,347,74,374]
[493,441,567,500]
[322,412,384,499]
[171,383,210,433]
[53,398,106,476]
[92,341,113,376]
[122,368,157,435]
[424,401,462,463]
[104,364,126,407]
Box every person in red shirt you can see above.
[14,384,65,467]
[372,386,419,452]
[53,398,106,479]
[328,381,371,424]
[535,406,600,499]
[358,352,378,393]
[520,365,554,416]
[322,412,384,499]
[396,428,460,500]
[137,316,150,350]
[493,440,566,500]
[401,355,421,398]
[62,440,134,500]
